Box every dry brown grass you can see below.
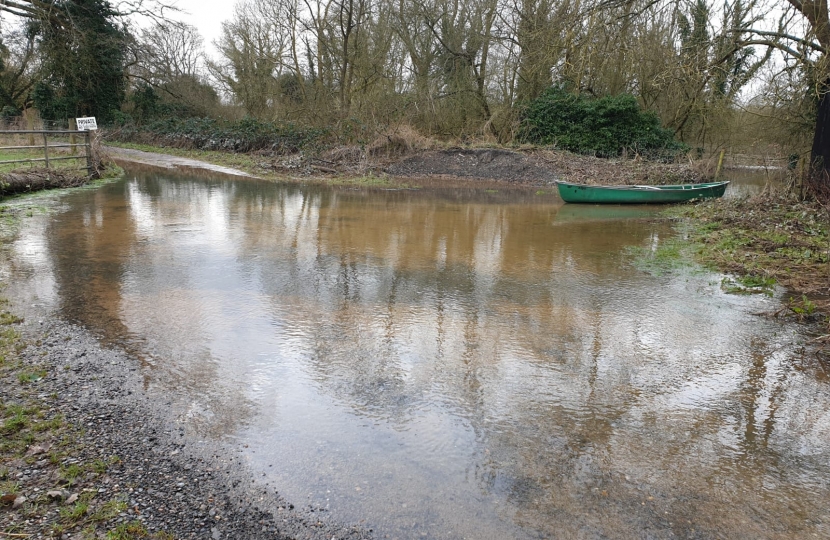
[366,125,435,159]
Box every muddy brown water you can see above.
[4,167,829,539]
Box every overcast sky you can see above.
[167,0,234,56]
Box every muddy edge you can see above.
[0,294,373,539]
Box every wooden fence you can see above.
[0,130,94,177]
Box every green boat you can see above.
[555,181,729,204]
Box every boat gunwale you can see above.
[555,180,730,192]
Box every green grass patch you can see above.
[720,275,775,296]
[0,311,22,325]
[61,463,83,484]
[2,409,28,434]
[89,497,127,522]
[59,497,90,524]
[785,295,819,321]
[33,413,64,433]
[667,195,829,296]
[626,236,694,277]
[0,479,19,494]
[17,369,47,383]
[106,521,149,539]
[1,327,22,343]
[90,456,120,474]
[102,517,174,539]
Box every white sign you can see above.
[76,117,98,131]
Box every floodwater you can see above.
[5,167,830,539]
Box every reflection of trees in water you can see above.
[46,181,134,335]
[216,181,830,536]
[43,174,256,437]
[35,170,830,537]
[220,179,667,529]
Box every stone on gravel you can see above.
[25,444,49,456]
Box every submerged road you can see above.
[105,146,259,178]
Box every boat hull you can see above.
[556,181,729,204]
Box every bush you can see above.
[117,116,327,154]
[519,87,688,160]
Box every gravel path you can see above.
[0,307,373,540]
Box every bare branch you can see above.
[740,39,811,62]
[737,27,826,53]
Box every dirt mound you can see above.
[387,148,559,185]
[386,147,709,187]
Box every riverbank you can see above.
[104,141,709,188]
[666,189,830,329]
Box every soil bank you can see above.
[105,144,708,187]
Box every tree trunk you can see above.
[809,78,830,197]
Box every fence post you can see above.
[85,131,93,177]
[69,118,77,154]
[43,132,50,169]
[24,109,34,146]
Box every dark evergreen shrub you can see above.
[520,87,688,160]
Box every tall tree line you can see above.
[203,0,775,145]
[1,0,829,181]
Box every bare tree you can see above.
[209,0,287,119]
[137,22,204,83]
[0,23,38,111]
[0,0,177,26]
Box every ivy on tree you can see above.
[32,0,128,124]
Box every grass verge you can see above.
[666,191,830,321]
[0,299,175,539]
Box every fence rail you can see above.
[0,129,94,177]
